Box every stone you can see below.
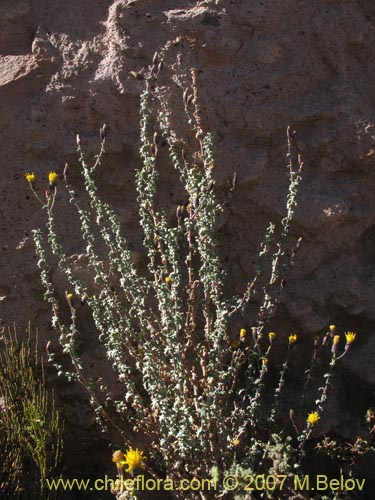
[1,0,375,492]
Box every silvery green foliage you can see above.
[33,62,303,499]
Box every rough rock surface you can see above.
[1,0,375,495]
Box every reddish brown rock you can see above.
[1,0,375,493]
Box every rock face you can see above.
[1,0,375,492]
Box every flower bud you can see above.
[331,335,340,354]
[268,332,276,343]
[239,328,247,340]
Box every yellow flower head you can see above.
[48,171,59,186]
[112,449,126,474]
[345,332,356,345]
[165,276,171,284]
[232,438,240,446]
[124,447,147,473]
[268,332,276,342]
[307,412,320,427]
[25,172,36,184]
[239,328,247,339]
[289,333,297,344]
[112,450,124,463]
[329,324,336,333]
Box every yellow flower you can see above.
[232,439,240,446]
[124,447,147,473]
[25,172,36,184]
[268,332,276,342]
[329,325,336,333]
[112,450,126,475]
[48,171,59,186]
[112,450,125,463]
[239,328,247,339]
[345,332,356,345]
[288,333,297,344]
[165,276,171,284]
[307,412,320,427]
[262,357,268,366]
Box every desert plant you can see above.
[27,50,363,499]
[0,325,63,499]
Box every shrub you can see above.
[27,51,367,499]
[0,325,63,499]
